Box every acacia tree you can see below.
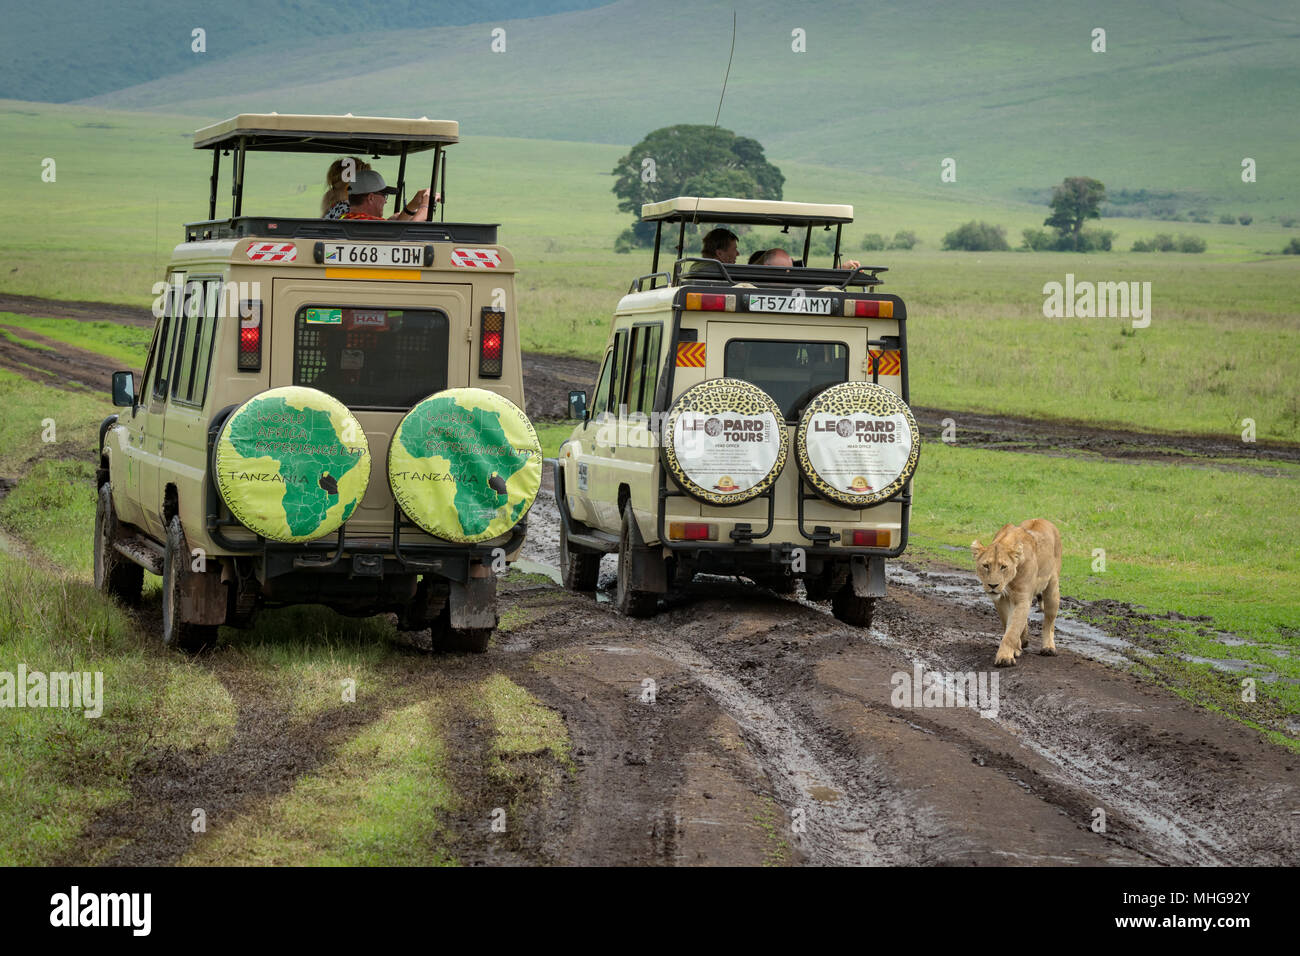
[1044,176,1107,250]
[611,125,784,246]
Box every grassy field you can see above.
[70,0,1300,216]
[3,102,1298,441]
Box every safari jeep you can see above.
[95,114,541,652]
[549,197,919,627]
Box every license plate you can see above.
[748,294,833,315]
[320,243,425,268]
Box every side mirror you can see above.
[567,390,589,422]
[111,370,136,408]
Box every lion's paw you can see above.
[1040,646,1058,656]
[994,654,1017,667]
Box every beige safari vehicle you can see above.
[96,114,541,651]
[549,197,919,627]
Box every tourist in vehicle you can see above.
[343,169,433,221]
[759,247,861,270]
[701,228,739,263]
[322,157,371,219]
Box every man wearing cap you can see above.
[342,169,432,221]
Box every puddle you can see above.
[806,784,842,803]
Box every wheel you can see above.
[428,601,493,654]
[615,501,660,618]
[560,517,601,591]
[161,516,219,651]
[830,582,876,628]
[94,483,142,604]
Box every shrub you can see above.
[1176,234,1207,253]
[1280,216,1297,228]
[1284,237,1300,255]
[1130,238,1154,252]
[861,233,886,251]
[942,220,1009,251]
[1218,213,1236,225]
[1189,210,1212,223]
[1077,228,1116,252]
[1238,214,1253,226]
[1021,228,1055,251]
[889,230,919,250]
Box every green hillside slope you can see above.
[76,0,1300,208]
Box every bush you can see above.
[1238,214,1253,226]
[613,228,638,254]
[1280,216,1297,228]
[861,233,886,251]
[1189,210,1212,223]
[1021,228,1054,251]
[942,221,1009,251]
[1131,233,1205,253]
[889,230,919,250]
[1218,213,1236,225]
[1284,237,1300,255]
[1077,228,1116,252]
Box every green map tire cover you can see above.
[661,378,787,506]
[213,386,372,543]
[388,388,542,544]
[794,381,920,508]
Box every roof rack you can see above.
[641,196,854,227]
[671,257,886,289]
[192,113,459,224]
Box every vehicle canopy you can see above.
[637,196,883,289]
[187,113,495,244]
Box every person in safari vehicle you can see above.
[343,168,433,221]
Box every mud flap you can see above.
[181,569,229,626]
[449,569,497,630]
[629,512,669,594]
[850,555,887,599]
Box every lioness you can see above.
[970,519,1062,667]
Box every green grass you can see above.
[0,313,151,368]
[71,0,1300,217]
[4,101,1297,439]
[181,699,456,866]
[909,441,1300,737]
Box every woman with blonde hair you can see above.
[321,157,370,219]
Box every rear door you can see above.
[271,279,471,536]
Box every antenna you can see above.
[690,10,737,228]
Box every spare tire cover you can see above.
[795,381,920,508]
[388,387,542,543]
[213,386,372,543]
[661,378,787,506]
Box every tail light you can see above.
[850,529,891,548]
[844,299,894,318]
[238,299,262,372]
[668,522,717,541]
[685,293,736,311]
[479,308,505,378]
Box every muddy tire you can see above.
[429,601,493,653]
[94,483,142,604]
[560,518,601,592]
[804,565,847,603]
[161,516,219,651]
[615,501,660,618]
[831,583,876,628]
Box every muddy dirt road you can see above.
[3,294,1296,865]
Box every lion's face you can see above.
[971,538,1023,597]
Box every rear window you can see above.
[723,339,848,420]
[294,306,449,410]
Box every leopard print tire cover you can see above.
[795,381,920,508]
[661,377,788,506]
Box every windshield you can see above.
[293,306,449,410]
[724,339,848,420]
